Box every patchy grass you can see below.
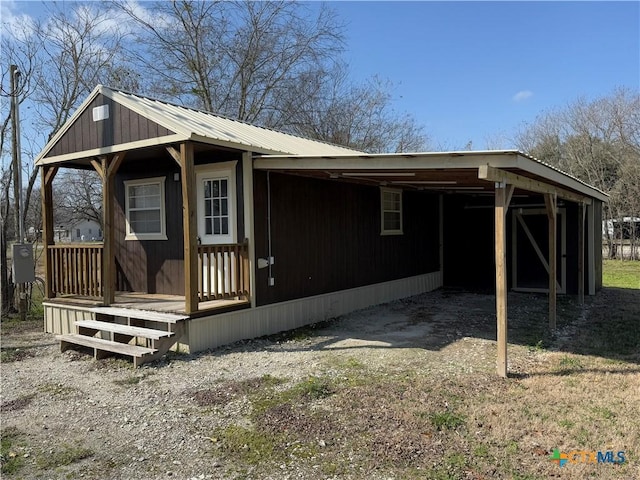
[1,427,25,475]
[35,443,93,469]
[0,316,42,337]
[113,371,155,387]
[1,394,35,413]
[0,347,35,363]
[37,383,79,397]
[568,287,640,360]
[208,268,640,479]
[3,261,639,479]
[191,374,286,407]
[292,376,334,400]
[430,410,466,431]
[212,425,277,465]
[603,259,640,288]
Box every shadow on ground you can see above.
[252,286,640,368]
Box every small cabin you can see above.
[36,86,607,375]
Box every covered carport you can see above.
[253,150,608,377]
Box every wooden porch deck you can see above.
[46,291,249,315]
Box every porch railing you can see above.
[49,244,104,297]
[197,242,250,302]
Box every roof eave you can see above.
[36,134,188,166]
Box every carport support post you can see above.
[495,182,513,378]
[545,193,557,330]
[578,202,586,305]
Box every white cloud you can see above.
[513,90,533,102]
[1,1,37,40]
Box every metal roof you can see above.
[35,85,363,165]
[33,87,609,203]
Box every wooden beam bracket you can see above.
[90,158,105,180]
[166,145,182,167]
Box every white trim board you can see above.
[187,270,442,352]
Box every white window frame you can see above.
[124,176,167,241]
[196,161,237,245]
[380,187,403,236]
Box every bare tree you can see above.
[1,13,42,313]
[514,87,640,259]
[21,2,132,239]
[55,169,103,229]
[118,0,344,123]
[1,2,132,312]
[277,66,429,152]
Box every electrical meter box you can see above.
[12,243,35,284]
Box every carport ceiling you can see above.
[268,168,498,194]
[253,150,608,202]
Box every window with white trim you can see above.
[124,177,167,240]
[380,187,403,235]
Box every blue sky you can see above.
[328,1,639,149]
[3,1,640,151]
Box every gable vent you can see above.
[92,104,109,122]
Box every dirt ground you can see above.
[1,288,639,479]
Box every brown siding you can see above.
[443,195,500,292]
[46,94,175,158]
[115,156,185,295]
[253,172,440,306]
[114,152,246,296]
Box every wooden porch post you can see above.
[40,166,58,298]
[545,193,557,330]
[495,182,513,378]
[180,142,198,314]
[92,154,125,306]
[242,152,256,308]
[578,202,586,305]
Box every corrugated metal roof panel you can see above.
[111,87,363,156]
[34,85,364,165]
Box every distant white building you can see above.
[51,219,103,242]
[603,217,640,239]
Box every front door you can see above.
[512,208,566,293]
[196,162,238,297]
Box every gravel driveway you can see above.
[1,290,555,479]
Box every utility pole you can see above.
[11,64,27,321]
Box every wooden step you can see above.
[57,334,156,358]
[89,306,188,324]
[75,320,174,340]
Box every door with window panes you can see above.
[200,177,232,244]
[196,163,237,296]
